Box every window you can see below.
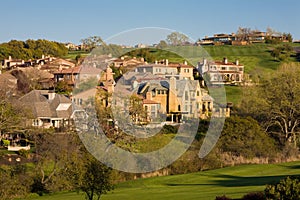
[221,67,226,70]
[185,91,189,100]
[197,90,200,96]
[33,119,39,126]
[185,105,188,112]
[157,90,161,95]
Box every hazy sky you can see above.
[1,0,299,45]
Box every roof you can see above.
[202,94,214,101]
[19,90,72,119]
[53,66,81,74]
[80,66,102,74]
[210,61,243,67]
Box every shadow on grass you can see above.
[165,174,300,187]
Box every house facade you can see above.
[197,58,244,85]
[135,60,194,80]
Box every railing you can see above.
[8,145,30,151]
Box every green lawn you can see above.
[225,86,243,105]
[30,161,300,200]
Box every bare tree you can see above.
[239,63,300,147]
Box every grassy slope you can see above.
[31,161,300,200]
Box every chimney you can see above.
[170,76,176,90]
[235,59,239,65]
[223,57,228,64]
[155,60,158,64]
[165,59,169,66]
[184,60,187,65]
[8,56,12,60]
[146,91,152,100]
[42,54,45,59]
[48,91,56,100]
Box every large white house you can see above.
[197,58,244,85]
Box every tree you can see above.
[80,36,104,51]
[239,63,300,147]
[236,27,252,42]
[79,156,113,200]
[55,80,72,96]
[0,165,32,200]
[218,116,276,158]
[283,32,293,42]
[270,44,293,61]
[30,130,83,194]
[166,32,189,46]
[0,96,26,136]
[129,95,147,123]
[156,40,168,49]
[265,176,300,199]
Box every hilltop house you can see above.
[197,58,244,85]
[19,90,73,128]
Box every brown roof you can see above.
[80,66,102,74]
[53,66,81,74]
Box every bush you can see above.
[18,149,30,158]
[2,139,10,147]
[242,191,266,200]
[265,176,300,200]
[215,195,232,200]
[160,124,178,134]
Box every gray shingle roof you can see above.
[19,90,72,119]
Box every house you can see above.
[135,60,194,80]
[197,58,244,85]
[53,66,81,86]
[38,57,75,72]
[135,77,214,121]
[2,56,25,69]
[78,66,102,83]
[198,33,237,45]
[19,90,73,128]
[113,56,146,68]
[72,87,97,106]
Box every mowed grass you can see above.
[31,161,300,200]
[169,44,281,73]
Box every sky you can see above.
[1,0,299,45]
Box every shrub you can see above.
[215,195,232,200]
[265,176,300,200]
[160,124,178,134]
[242,191,266,200]
[2,139,10,147]
[18,149,30,158]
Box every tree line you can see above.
[0,39,68,61]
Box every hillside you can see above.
[65,43,300,105]
[31,161,300,200]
